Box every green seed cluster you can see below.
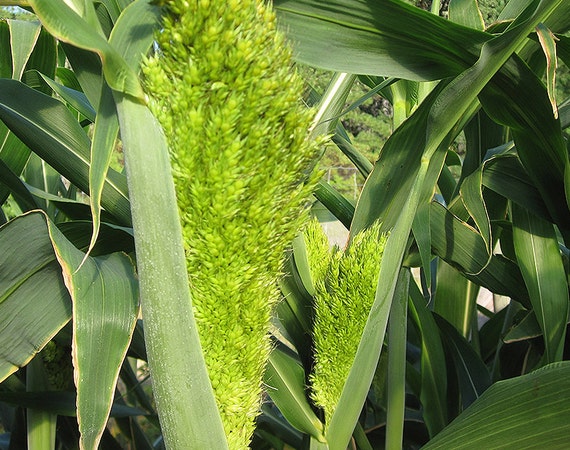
[142,1,322,447]
[307,221,387,426]
[303,219,332,292]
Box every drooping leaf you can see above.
[36,71,96,122]
[0,212,71,383]
[274,0,489,80]
[0,79,131,226]
[29,0,144,99]
[430,201,529,305]
[47,222,139,450]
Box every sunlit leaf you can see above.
[424,362,570,449]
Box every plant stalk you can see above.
[385,268,410,450]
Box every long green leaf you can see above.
[111,1,226,445]
[274,0,489,80]
[511,204,569,363]
[85,85,119,259]
[408,280,448,437]
[114,92,227,448]
[423,362,570,449]
[385,268,410,449]
[47,222,139,450]
[26,356,57,450]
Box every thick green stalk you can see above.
[27,357,56,450]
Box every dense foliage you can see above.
[0,0,569,449]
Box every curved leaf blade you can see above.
[274,0,488,80]
[28,0,144,99]
[0,212,71,382]
[511,204,569,363]
[423,362,570,449]
[0,79,131,226]
[48,221,139,450]
[265,346,325,441]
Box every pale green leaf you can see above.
[448,0,485,30]
[47,221,139,450]
[114,92,228,448]
[310,72,356,136]
[8,19,41,80]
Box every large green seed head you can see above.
[308,222,388,426]
[143,0,322,447]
